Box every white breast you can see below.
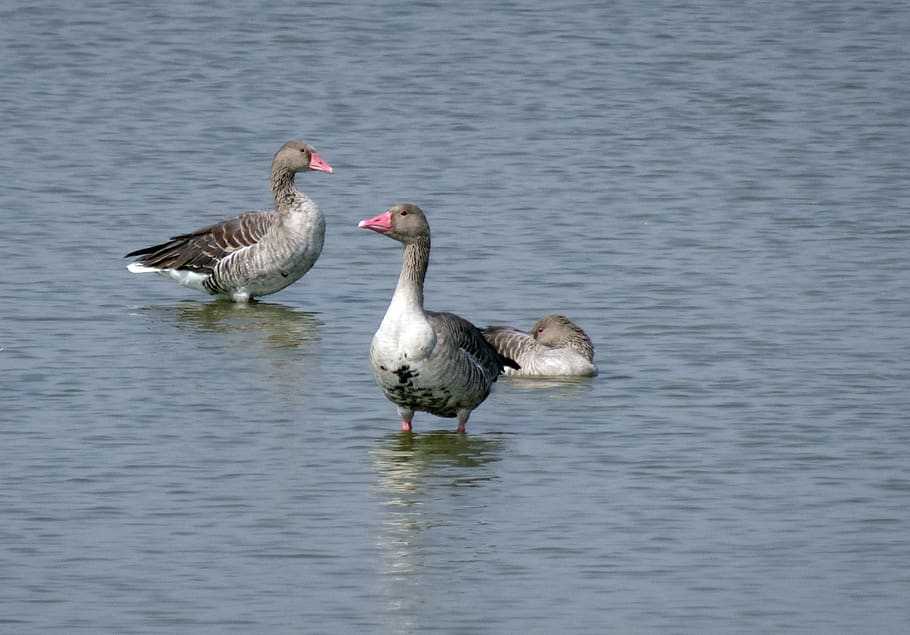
[372,308,436,369]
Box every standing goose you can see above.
[358,204,519,433]
[125,140,333,303]
[483,315,598,377]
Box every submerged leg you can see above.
[455,409,471,434]
[398,407,414,432]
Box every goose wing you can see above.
[482,326,536,364]
[429,312,520,375]
[125,211,277,273]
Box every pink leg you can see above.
[456,410,469,434]
[398,408,414,433]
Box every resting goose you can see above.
[483,315,598,377]
[358,204,519,433]
[125,140,333,303]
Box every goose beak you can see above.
[308,151,333,173]
[358,211,393,234]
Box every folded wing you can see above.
[429,312,520,376]
[125,211,278,273]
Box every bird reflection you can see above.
[503,375,596,396]
[372,431,503,495]
[167,300,321,349]
[134,300,321,404]
[371,432,503,628]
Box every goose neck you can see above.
[270,166,298,212]
[390,238,430,311]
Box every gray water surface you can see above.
[2,1,910,632]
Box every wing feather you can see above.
[428,311,520,375]
[482,326,535,365]
[125,211,277,274]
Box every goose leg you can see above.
[398,407,414,432]
[455,409,470,434]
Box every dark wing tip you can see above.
[125,246,150,258]
[502,354,521,371]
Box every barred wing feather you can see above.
[125,211,277,273]
[428,312,520,375]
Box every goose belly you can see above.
[509,349,598,377]
[373,360,464,418]
[215,223,325,298]
[370,341,489,417]
[235,264,309,297]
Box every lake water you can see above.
[2,0,910,632]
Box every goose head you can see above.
[531,315,591,349]
[358,203,429,244]
[273,140,333,174]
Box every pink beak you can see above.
[308,151,333,173]
[358,210,393,234]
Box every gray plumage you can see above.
[359,203,518,433]
[125,211,275,277]
[125,140,332,302]
[483,315,598,377]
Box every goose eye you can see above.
[400,210,408,216]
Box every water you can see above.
[2,0,910,631]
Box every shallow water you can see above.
[2,1,910,632]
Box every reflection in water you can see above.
[169,300,321,350]
[371,433,503,630]
[134,300,321,403]
[504,375,597,396]
[372,432,503,494]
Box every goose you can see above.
[483,315,598,377]
[125,140,333,303]
[358,203,519,433]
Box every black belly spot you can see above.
[394,365,418,384]
[386,383,456,418]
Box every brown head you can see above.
[358,203,430,245]
[531,314,594,360]
[272,140,333,174]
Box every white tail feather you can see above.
[127,262,160,273]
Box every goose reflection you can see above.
[169,300,321,349]
[134,300,321,403]
[504,375,596,396]
[372,431,504,495]
[371,432,503,627]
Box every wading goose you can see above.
[483,315,598,377]
[358,204,519,433]
[125,140,333,302]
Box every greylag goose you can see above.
[125,140,333,302]
[483,315,598,377]
[358,203,519,433]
